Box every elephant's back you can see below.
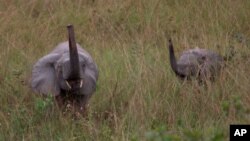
[178,48,223,66]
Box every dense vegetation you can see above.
[0,0,249,140]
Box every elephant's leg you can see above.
[55,95,64,109]
[55,94,74,114]
[73,95,91,117]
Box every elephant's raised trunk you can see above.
[67,25,80,80]
[168,39,185,78]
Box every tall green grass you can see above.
[0,0,249,140]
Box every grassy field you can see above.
[0,0,250,140]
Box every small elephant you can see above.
[168,39,224,82]
[31,25,98,116]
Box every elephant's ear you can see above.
[78,52,99,95]
[31,53,61,96]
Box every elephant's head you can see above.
[55,25,84,95]
[31,25,97,96]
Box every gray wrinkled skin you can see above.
[168,39,224,81]
[31,41,98,97]
[177,48,224,80]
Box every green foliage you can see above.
[35,96,53,113]
[145,127,225,141]
[221,100,230,116]
[0,0,249,140]
[183,129,203,141]
[145,126,181,141]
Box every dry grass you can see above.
[0,0,250,140]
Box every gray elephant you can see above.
[168,39,224,82]
[31,25,98,115]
